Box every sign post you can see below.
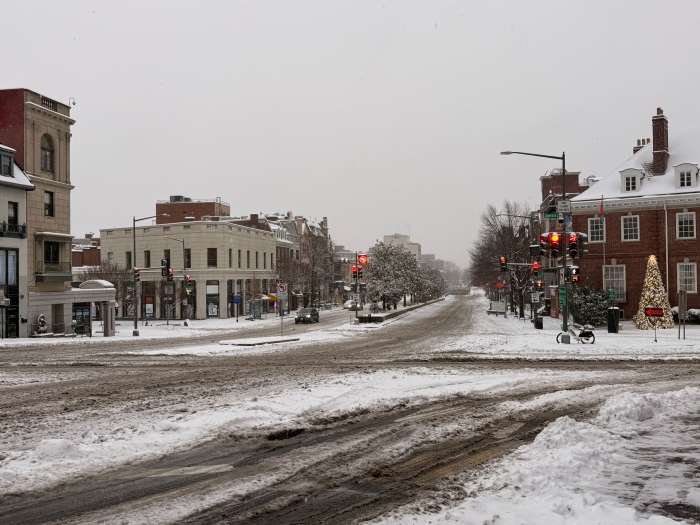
[678,290,688,340]
[644,306,664,343]
[277,282,287,335]
[233,294,241,323]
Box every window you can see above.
[680,171,693,188]
[603,265,626,302]
[621,215,640,241]
[270,253,274,270]
[40,134,54,173]
[0,154,11,177]
[247,250,250,268]
[624,176,637,192]
[238,249,242,268]
[229,248,232,268]
[44,191,54,217]
[678,263,698,294]
[677,212,696,240]
[107,251,114,264]
[255,251,259,269]
[184,248,191,269]
[207,248,217,268]
[163,249,171,267]
[144,250,151,268]
[264,252,267,269]
[8,202,18,227]
[0,249,18,287]
[587,217,605,243]
[125,251,132,270]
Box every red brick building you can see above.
[155,195,230,224]
[571,108,700,318]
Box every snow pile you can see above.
[379,387,700,524]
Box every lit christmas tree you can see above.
[633,255,674,329]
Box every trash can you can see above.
[607,307,620,333]
[534,316,543,330]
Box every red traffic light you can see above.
[531,261,541,272]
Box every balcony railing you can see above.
[35,261,72,274]
[0,222,27,238]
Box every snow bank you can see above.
[378,386,700,524]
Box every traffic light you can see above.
[134,268,141,283]
[549,232,561,257]
[351,264,358,278]
[577,232,589,257]
[499,256,508,271]
[531,261,541,274]
[167,267,174,282]
[568,232,578,258]
[357,267,363,279]
[160,258,168,277]
[539,233,548,256]
[534,279,544,290]
[184,274,193,295]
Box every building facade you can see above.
[383,233,422,259]
[100,219,278,320]
[571,108,700,318]
[0,89,115,335]
[155,195,230,224]
[0,144,33,337]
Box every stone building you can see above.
[571,108,700,318]
[0,89,115,335]
[100,219,278,320]
[0,144,33,337]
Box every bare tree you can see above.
[78,262,134,317]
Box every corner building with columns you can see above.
[100,219,278,320]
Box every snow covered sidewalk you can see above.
[439,292,700,360]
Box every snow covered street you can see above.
[1,294,700,524]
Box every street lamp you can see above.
[500,149,571,343]
[131,213,168,336]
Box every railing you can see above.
[35,261,72,274]
[0,222,26,238]
[40,96,58,112]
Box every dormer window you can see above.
[674,163,697,189]
[681,171,692,187]
[0,154,11,177]
[620,168,642,193]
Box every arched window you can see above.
[40,134,54,173]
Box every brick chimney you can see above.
[651,107,669,174]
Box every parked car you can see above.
[295,307,320,324]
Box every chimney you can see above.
[651,107,669,174]
[632,138,643,154]
[250,213,259,225]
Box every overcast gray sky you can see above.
[3,1,699,265]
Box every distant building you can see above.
[383,233,421,259]
[155,195,230,224]
[72,233,101,268]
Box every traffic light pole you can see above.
[355,252,359,319]
[500,150,570,343]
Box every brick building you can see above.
[571,108,700,318]
[155,195,230,224]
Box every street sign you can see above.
[644,307,664,317]
[558,286,567,307]
[678,290,688,321]
[557,200,571,213]
[232,294,242,305]
[530,292,540,303]
[358,254,368,266]
[544,212,558,220]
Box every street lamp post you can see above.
[132,214,168,336]
[500,150,570,343]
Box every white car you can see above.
[343,300,362,311]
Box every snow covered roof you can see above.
[0,160,34,191]
[572,129,700,204]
